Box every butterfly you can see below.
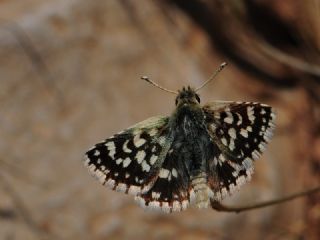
[83,63,276,213]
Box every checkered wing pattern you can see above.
[84,116,172,196]
[203,101,276,200]
[135,144,191,213]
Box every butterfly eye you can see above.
[195,94,200,103]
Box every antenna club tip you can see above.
[141,76,148,80]
[221,62,228,67]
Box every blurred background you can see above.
[0,0,319,239]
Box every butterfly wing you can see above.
[135,143,191,213]
[84,116,173,196]
[203,101,276,200]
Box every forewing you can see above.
[135,144,191,213]
[84,116,172,196]
[203,101,276,200]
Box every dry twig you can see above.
[211,186,320,213]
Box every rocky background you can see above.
[0,0,319,239]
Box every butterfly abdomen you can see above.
[191,172,212,208]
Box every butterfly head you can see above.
[175,86,200,106]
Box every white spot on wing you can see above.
[105,141,116,159]
[116,183,127,192]
[159,168,170,179]
[236,175,247,187]
[228,128,237,139]
[94,169,106,184]
[213,157,218,166]
[135,150,146,164]
[252,150,260,160]
[219,154,226,162]
[141,160,151,172]
[123,157,132,167]
[116,158,123,165]
[105,179,115,188]
[162,202,171,213]
[236,113,242,125]
[148,128,158,137]
[224,112,234,124]
[240,129,248,138]
[259,143,266,151]
[123,140,132,153]
[221,137,228,146]
[151,192,161,199]
[150,154,158,165]
[88,164,96,174]
[94,150,100,156]
[172,168,178,178]
[242,157,252,169]
[247,106,255,123]
[151,146,157,153]
[172,201,181,212]
[133,134,146,148]
[229,138,235,151]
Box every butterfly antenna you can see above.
[141,76,178,94]
[195,62,228,92]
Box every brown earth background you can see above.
[0,1,320,240]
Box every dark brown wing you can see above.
[203,101,276,200]
[84,116,172,196]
